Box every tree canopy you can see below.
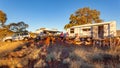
[0,10,7,25]
[64,7,103,30]
[0,21,29,38]
[8,21,29,32]
[0,10,29,38]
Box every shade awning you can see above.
[69,21,116,28]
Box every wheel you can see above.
[5,39,12,42]
[24,37,28,41]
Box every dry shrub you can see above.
[87,53,103,63]
[1,39,120,68]
[73,48,88,61]
[69,60,81,68]
[116,64,120,68]
[34,59,47,68]
[80,63,95,68]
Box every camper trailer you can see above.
[66,21,116,39]
[35,28,61,36]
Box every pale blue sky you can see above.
[0,0,120,32]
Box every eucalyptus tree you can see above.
[0,10,7,26]
[64,7,103,29]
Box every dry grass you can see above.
[46,45,120,68]
[0,41,24,57]
[0,40,120,68]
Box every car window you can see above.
[13,33,19,37]
[23,33,29,35]
[20,33,22,36]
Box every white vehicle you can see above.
[66,21,116,39]
[3,32,30,42]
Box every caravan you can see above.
[66,21,116,39]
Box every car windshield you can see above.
[22,33,29,35]
[12,33,19,37]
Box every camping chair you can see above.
[73,38,83,46]
[85,38,92,46]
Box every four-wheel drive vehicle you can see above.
[3,33,30,42]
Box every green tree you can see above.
[9,21,29,32]
[64,7,103,30]
[0,10,7,25]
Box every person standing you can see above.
[60,32,64,40]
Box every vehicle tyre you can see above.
[5,39,12,42]
[24,37,28,41]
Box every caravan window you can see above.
[70,28,74,33]
[82,28,91,31]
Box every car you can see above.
[3,32,30,42]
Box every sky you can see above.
[0,0,120,32]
